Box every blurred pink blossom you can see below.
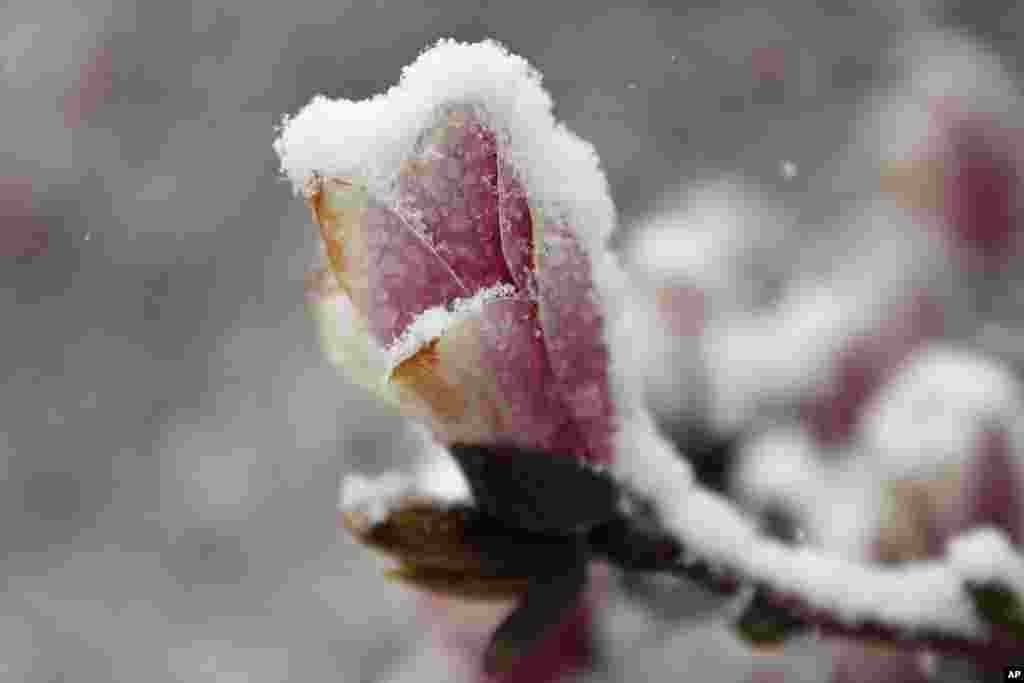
[881,101,1024,270]
[750,46,788,84]
[424,588,597,683]
[830,423,1023,682]
[63,46,112,128]
[938,426,1024,552]
[801,295,943,447]
[654,283,707,338]
[0,177,47,258]
[939,112,1024,268]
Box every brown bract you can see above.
[340,499,534,602]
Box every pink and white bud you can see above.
[277,39,624,680]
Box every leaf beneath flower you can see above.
[733,585,810,649]
[448,442,619,535]
[484,541,588,676]
[967,580,1024,641]
[384,564,532,602]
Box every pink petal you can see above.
[830,643,931,683]
[938,427,1024,546]
[497,156,534,292]
[424,592,594,683]
[750,46,787,83]
[391,298,590,455]
[655,284,707,337]
[803,296,942,446]
[476,298,589,456]
[942,116,1024,267]
[365,203,469,344]
[482,599,593,683]
[309,177,468,346]
[63,46,113,128]
[399,110,514,292]
[533,218,616,465]
[0,177,47,259]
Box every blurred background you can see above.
[2,0,1023,681]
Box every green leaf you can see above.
[967,580,1024,640]
[734,587,809,650]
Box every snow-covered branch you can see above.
[611,426,1024,661]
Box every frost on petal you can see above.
[390,298,587,455]
[278,39,620,458]
[384,286,512,442]
[385,283,517,374]
[279,38,621,465]
[497,155,534,292]
[476,299,585,454]
[534,217,615,464]
[366,204,471,345]
[307,176,468,346]
[390,313,500,445]
[399,108,514,292]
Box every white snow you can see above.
[617,424,1024,637]
[948,528,1024,595]
[311,289,394,400]
[406,421,473,505]
[701,283,876,431]
[338,471,420,528]
[735,425,898,558]
[726,345,1024,637]
[612,407,695,505]
[337,421,472,528]
[734,427,823,512]
[338,464,470,529]
[860,344,1023,476]
[384,282,517,375]
[274,38,616,261]
[625,179,792,313]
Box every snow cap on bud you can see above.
[278,40,618,465]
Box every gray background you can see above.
[1,1,1021,681]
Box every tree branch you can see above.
[611,421,1024,666]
